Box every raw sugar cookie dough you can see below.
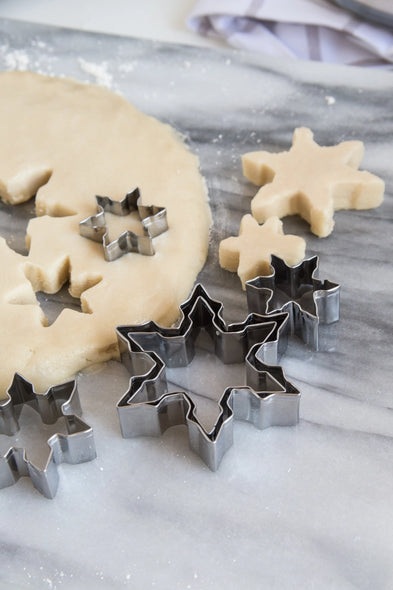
[219,215,305,289]
[0,71,211,397]
[242,127,384,238]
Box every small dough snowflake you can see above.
[219,214,305,289]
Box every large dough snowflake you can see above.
[242,127,384,237]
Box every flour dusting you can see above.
[325,95,336,105]
[3,49,30,71]
[78,58,113,88]
[118,62,136,73]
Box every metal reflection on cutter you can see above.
[246,255,340,351]
[116,284,300,471]
[0,374,96,498]
[79,187,168,260]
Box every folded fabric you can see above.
[187,0,393,66]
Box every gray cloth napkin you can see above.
[187,0,393,66]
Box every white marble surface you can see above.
[0,17,392,590]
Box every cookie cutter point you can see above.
[116,283,299,471]
[245,255,340,351]
[117,281,289,368]
[79,187,168,261]
[0,373,96,498]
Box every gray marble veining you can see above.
[0,17,392,590]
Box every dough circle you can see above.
[0,71,211,396]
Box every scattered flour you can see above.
[118,62,135,73]
[77,58,113,88]
[0,42,58,75]
[32,39,48,50]
[3,49,30,71]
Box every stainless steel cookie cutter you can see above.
[79,187,168,260]
[0,374,96,498]
[116,283,300,470]
[246,255,340,351]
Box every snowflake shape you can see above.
[79,187,168,260]
[246,255,340,350]
[219,214,305,288]
[116,283,299,470]
[0,374,96,498]
[242,127,384,237]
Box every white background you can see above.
[0,0,224,48]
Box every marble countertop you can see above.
[0,17,392,590]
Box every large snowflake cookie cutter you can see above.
[245,255,340,351]
[79,187,168,260]
[116,284,300,471]
[0,374,96,498]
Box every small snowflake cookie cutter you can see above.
[116,283,300,471]
[0,374,96,498]
[245,255,340,351]
[79,187,168,260]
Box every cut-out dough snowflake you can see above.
[242,127,384,237]
[219,214,305,289]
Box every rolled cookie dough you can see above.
[0,71,211,396]
[242,127,384,238]
[219,215,306,288]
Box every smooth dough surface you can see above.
[0,71,211,396]
[219,215,305,289]
[242,127,384,238]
